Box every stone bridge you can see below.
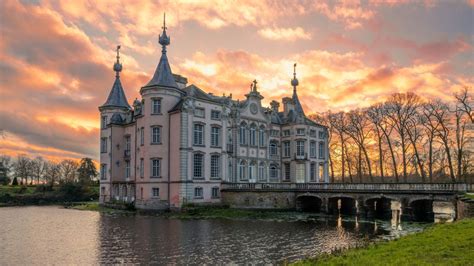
[221,183,474,223]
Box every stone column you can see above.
[433,201,456,223]
[390,200,402,229]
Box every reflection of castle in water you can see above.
[96,214,388,264]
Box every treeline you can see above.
[312,88,473,183]
[0,155,98,186]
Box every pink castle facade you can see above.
[99,19,329,210]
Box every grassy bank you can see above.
[0,184,99,206]
[67,202,134,214]
[294,218,474,265]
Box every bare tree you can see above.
[60,160,79,182]
[14,155,32,185]
[345,109,374,182]
[44,161,61,186]
[430,100,456,182]
[405,109,427,182]
[328,112,349,182]
[454,87,473,123]
[31,156,46,185]
[367,104,386,182]
[385,93,420,182]
[453,97,469,181]
[421,102,441,182]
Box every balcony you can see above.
[124,150,131,159]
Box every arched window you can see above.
[259,126,265,147]
[239,122,247,145]
[249,124,257,146]
[239,160,247,180]
[269,164,278,180]
[249,161,256,181]
[269,141,278,156]
[258,162,266,181]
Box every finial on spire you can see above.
[113,45,122,77]
[291,62,299,88]
[159,13,170,51]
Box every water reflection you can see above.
[1,206,408,265]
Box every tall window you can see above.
[211,187,220,198]
[151,126,161,144]
[248,162,256,180]
[125,161,130,178]
[296,140,305,157]
[125,136,131,152]
[283,141,290,157]
[319,131,325,139]
[270,142,278,156]
[151,159,161,178]
[296,128,305,135]
[100,137,107,153]
[310,163,316,181]
[140,127,144,145]
[140,158,144,178]
[194,187,203,198]
[239,160,247,180]
[259,126,265,147]
[284,163,290,181]
[269,165,278,180]
[249,125,256,146]
[101,116,107,128]
[258,162,265,181]
[283,130,291,137]
[152,187,159,198]
[193,153,204,178]
[211,110,221,120]
[210,154,220,179]
[100,164,107,180]
[228,161,233,181]
[319,142,325,159]
[310,129,316,137]
[211,126,220,147]
[151,98,161,114]
[193,124,204,146]
[310,141,316,158]
[239,123,247,145]
[319,163,324,180]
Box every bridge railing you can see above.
[221,182,472,192]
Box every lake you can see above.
[0,206,422,264]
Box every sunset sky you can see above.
[0,0,473,162]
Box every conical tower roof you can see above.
[291,63,304,116]
[101,45,131,109]
[145,13,178,88]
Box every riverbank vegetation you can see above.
[295,218,474,265]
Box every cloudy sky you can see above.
[0,0,473,162]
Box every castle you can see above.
[99,17,329,210]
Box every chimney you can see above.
[270,100,280,113]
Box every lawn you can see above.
[294,218,474,266]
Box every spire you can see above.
[113,45,122,77]
[291,63,304,116]
[100,45,131,110]
[252,79,258,92]
[146,13,178,88]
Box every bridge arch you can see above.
[409,199,434,222]
[328,196,357,215]
[365,196,394,219]
[296,195,322,212]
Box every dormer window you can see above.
[151,98,161,114]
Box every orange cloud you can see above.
[258,27,312,41]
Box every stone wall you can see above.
[222,191,296,209]
[135,199,169,210]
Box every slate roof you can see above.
[145,52,178,88]
[101,77,131,109]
